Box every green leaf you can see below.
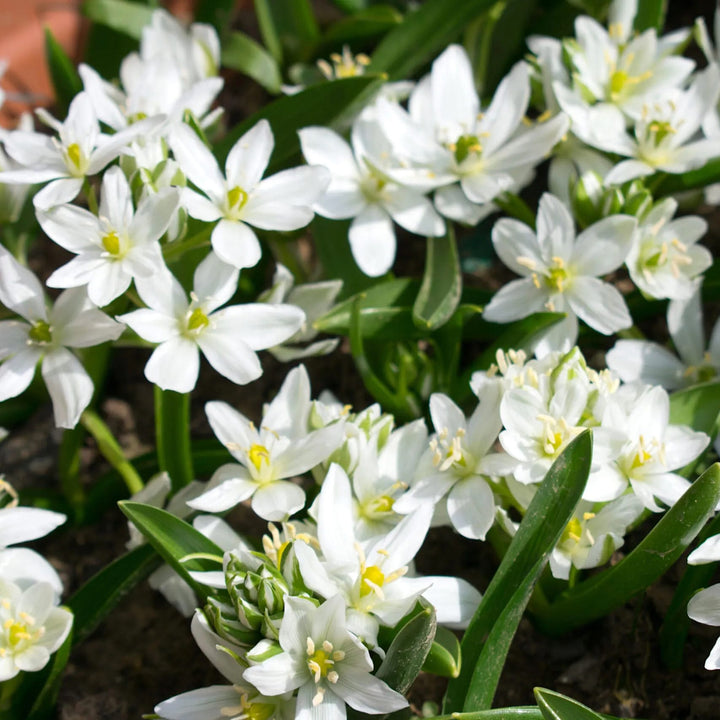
[67,544,159,645]
[119,501,224,602]
[376,600,437,694]
[413,227,462,331]
[154,387,194,492]
[214,76,383,171]
[221,31,283,93]
[669,381,720,435]
[311,217,378,300]
[633,0,667,33]
[254,0,320,65]
[328,0,368,12]
[653,157,720,197]
[321,6,402,48]
[82,0,154,40]
[534,688,605,720]
[195,0,236,32]
[533,463,720,635]
[44,28,82,113]
[444,431,593,712]
[369,0,496,80]
[422,625,461,678]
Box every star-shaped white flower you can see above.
[483,193,636,354]
[170,120,330,269]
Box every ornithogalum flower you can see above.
[0,247,124,428]
[0,579,73,681]
[243,594,408,720]
[483,193,635,354]
[119,253,305,392]
[170,120,330,269]
[37,166,179,307]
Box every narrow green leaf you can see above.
[253,0,320,65]
[311,217,378,300]
[376,600,436,694]
[328,0,368,12]
[413,227,462,331]
[154,387,194,492]
[82,0,154,40]
[633,0,667,33]
[654,158,720,197]
[67,544,159,645]
[423,711,543,720]
[444,431,593,712]
[214,76,383,171]
[44,28,82,113]
[321,6,402,48]
[21,628,73,720]
[533,463,720,636]
[534,688,605,720]
[369,0,495,80]
[221,31,283,93]
[422,625,461,678]
[119,501,224,602]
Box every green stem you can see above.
[80,409,144,495]
[154,386,194,493]
[58,426,86,517]
[82,179,98,215]
[162,226,213,262]
[494,191,536,228]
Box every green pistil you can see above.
[227,186,249,213]
[453,134,482,164]
[102,231,120,255]
[28,320,52,344]
[546,266,568,293]
[66,143,82,170]
[187,308,210,332]
[648,120,675,145]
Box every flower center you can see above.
[430,427,469,473]
[545,257,569,293]
[1,610,42,656]
[452,134,483,164]
[227,186,249,217]
[537,414,580,458]
[639,236,692,280]
[186,307,210,333]
[248,444,270,472]
[101,231,121,256]
[306,637,344,688]
[28,320,52,345]
[628,434,666,472]
[222,693,276,720]
[360,564,385,597]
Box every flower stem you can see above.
[162,226,213,262]
[80,409,144,495]
[154,386,194,493]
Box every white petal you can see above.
[42,347,93,428]
[0,507,66,547]
[225,119,273,190]
[571,215,636,276]
[0,349,40,402]
[348,206,396,277]
[384,187,445,237]
[170,124,225,202]
[688,584,720,627]
[482,279,548,323]
[211,220,262,270]
[299,126,359,178]
[187,476,257,512]
[419,575,482,628]
[212,304,304,351]
[197,331,262,386]
[568,277,631,335]
[251,481,306,521]
[447,476,495,540]
[144,337,200,392]
[119,308,178,343]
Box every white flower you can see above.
[299,117,444,277]
[625,198,710,300]
[556,64,720,185]
[375,46,569,219]
[119,252,305,392]
[37,166,179,307]
[0,579,73,681]
[394,387,505,540]
[170,120,330,269]
[597,385,709,511]
[0,247,124,428]
[0,496,66,595]
[0,92,159,209]
[483,193,635,355]
[688,584,720,670]
[259,263,342,362]
[243,594,408,720]
[607,281,720,389]
[188,368,345,520]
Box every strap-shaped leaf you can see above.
[254,0,320,65]
[214,76,383,171]
[444,431,593,712]
[221,32,283,93]
[321,6,402,48]
[154,387,194,493]
[533,463,720,635]
[44,28,82,113]
[369,0,495,79]
[413,228,462,331]
[669,381,720,435]
[119,501,225,602]
[422,625,461,678]
[654,158,720,197]
[67,544,159,645]
[633,0,667,33]
[534,688,605,720]
[376,600,437,695]
[82,0,154,40]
